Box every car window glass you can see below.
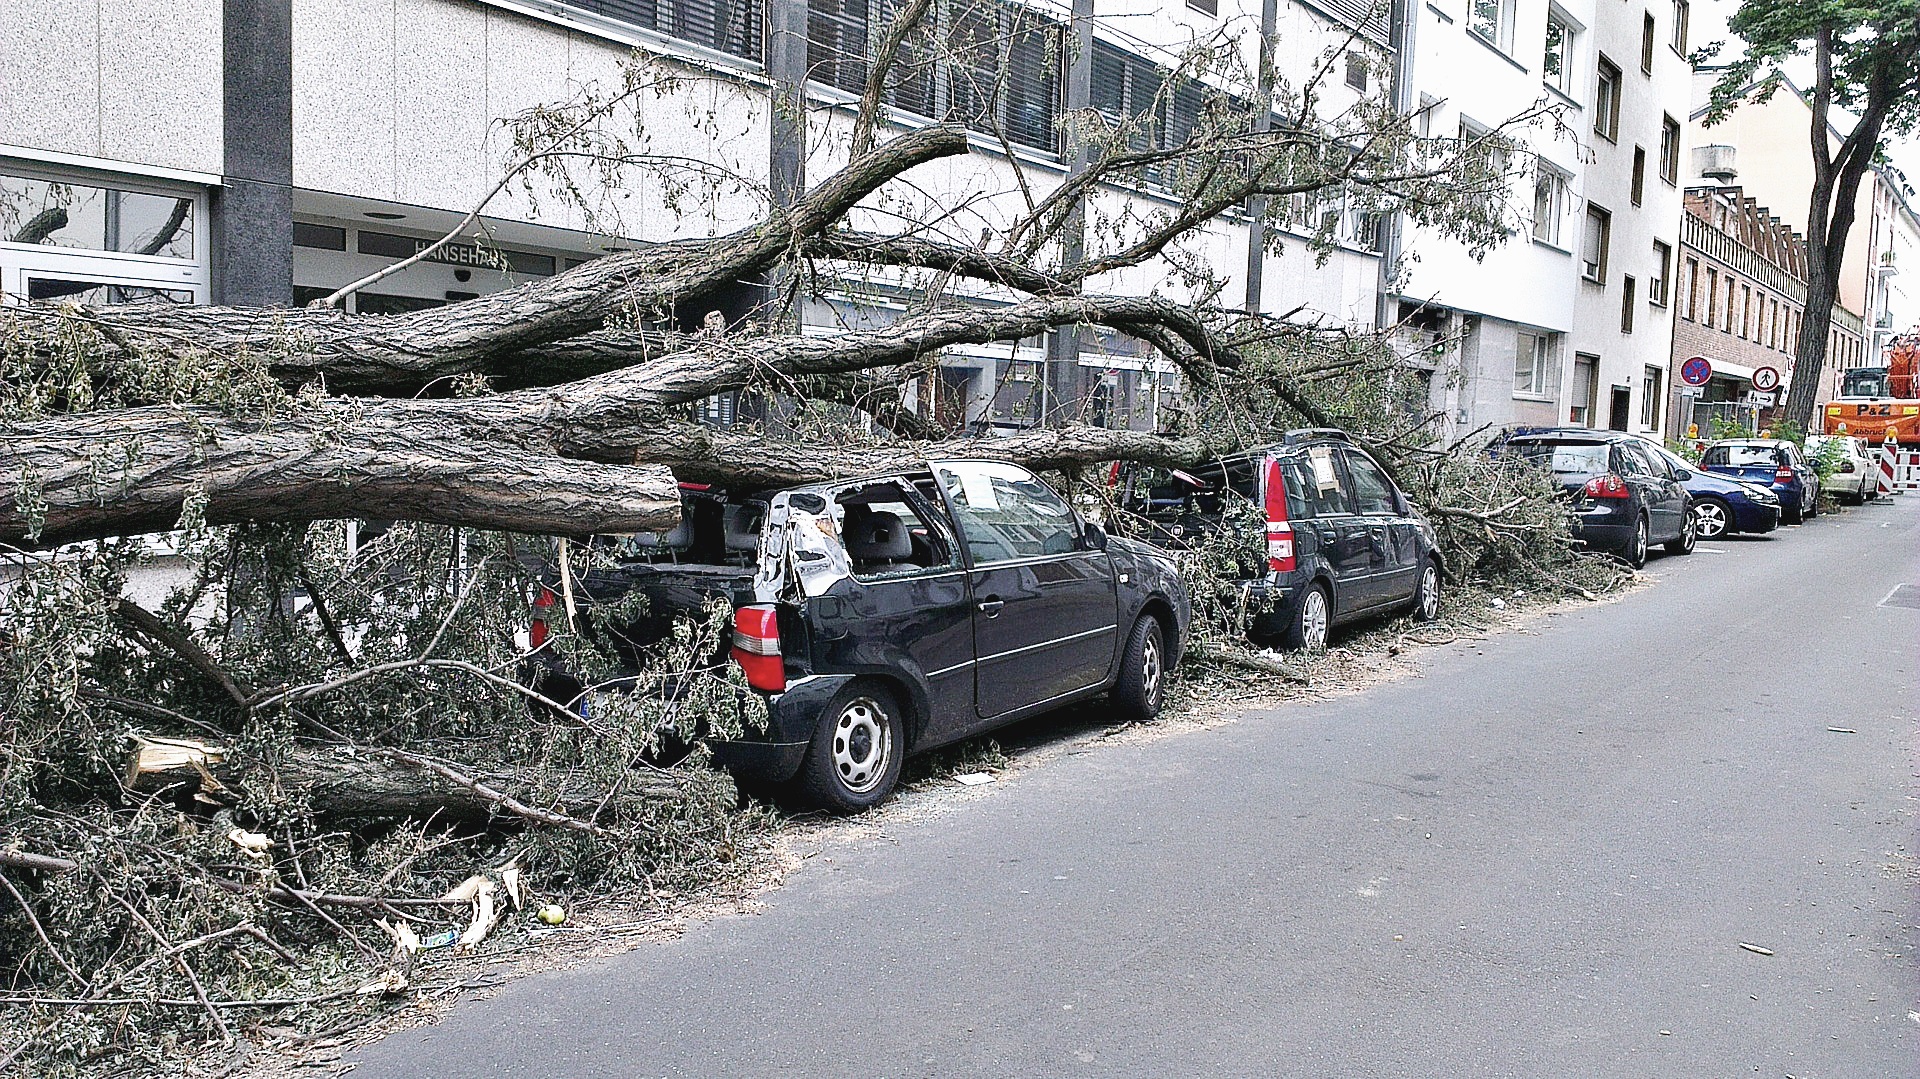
[935,462,1079,564]
[835,486,958,580]
[1342,450,1398,514]
[1617,444,1649,476]
[1510,441,1609,474]
[1301,446,1351,515]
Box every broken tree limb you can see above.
[127,737,697,824]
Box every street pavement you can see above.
[349,499,1920,1078]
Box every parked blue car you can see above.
[1698,439,1821,524]
[1639,440,1781,539]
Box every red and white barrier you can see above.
[1880,442,1920,496]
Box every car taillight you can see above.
[1106,460,1123,487]
[730,604,786,693]
[528,585,556,649]
[1263,458,1296,573]
[1584,473,1630,498]
[1773,465,1795,484]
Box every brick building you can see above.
[1667,185,1865,436]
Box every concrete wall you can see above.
[0,0,225,175]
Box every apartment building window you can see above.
[810,0,1063,153]
[1470,0,1516,53]
[1659,116,1680,184]
[1678,255,1696,318]
[1641,12,1656,72]
[1593,57,1623,141]
[569,0,763,61]
[1091,40,1246,171]
[1630,147,1646,206]
[1704,266,1718,324]
[1724,275,1737,332]
[1345,52,1368,90]
[1640,365,1664,430]
[1515,330,1556,397]
[1650,241,1671,305]
[1570,354,1600,425]
[1544,10,1576,95]
[1621,276,1637,332]
[1740,283,1753,338]
[1671,0,1690,53]
[1582,204,1611,282]
[1532,166,1569,245]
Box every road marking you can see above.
[1878,583,1920,610]
[1695,546,1728,554]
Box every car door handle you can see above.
[977,598,1005,616]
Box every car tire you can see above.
[792,682,905,813]
[1782,498,1803,525]
[1411,558,1441,622]
[1110,615,1168,723]
[1622,515,1649,569]
[1806,488,1820,518]
[1692,498,1732,540]
[1663,509,1697,555]
[1281,581,1332,651]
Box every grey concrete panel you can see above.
[213,176,293,305]
[291,0,397,196]
[0,0,104,159]
[101,0,224,174]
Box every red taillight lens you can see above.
[1263,458,1297,573]
[1106,460,1122,487]
[1584,473,1631,498]
[1773,465,1795,484]
[730,604,786,692]
[528,585,556,649]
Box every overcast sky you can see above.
[1694,0,1920,186]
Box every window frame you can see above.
[1468,0,1517,54]
[1659,115,1681,184]
[1640,11,1656,74]
[1531,164,1570,247]
[1543,8,1577,96]
[1582,203,1612,283]
[1621,275,1637,333]
[1650,240,1671,306]
[1630,146,1647,206]
[932,461,1084,566]
[1594,56,1622,141]
[1640,365,1664,431]
[1670,0,1690,55]
[1514,329,1556,399]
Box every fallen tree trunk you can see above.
[3,295,1254,545]
[129,737,698,824]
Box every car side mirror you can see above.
[1675,468,1692,480]
[1082,522,1109,551]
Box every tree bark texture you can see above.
[133,743,696,822]
[4,295,1268,545]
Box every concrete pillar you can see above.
[215,0,293,307]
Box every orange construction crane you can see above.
[1824,333,1920,444]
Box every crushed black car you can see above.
[529,461,1191,811]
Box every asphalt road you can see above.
[350,500,1920,1078]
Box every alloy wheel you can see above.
[1693,501,1728,539]
[1418,564,1440,620]
[831,697,893,795]
[1633,520,1647,565]
[1141,631,1163,707]
[1301,588,1329,650]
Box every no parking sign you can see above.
[1681,356,1713,387]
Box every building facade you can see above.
[1394,0,1693,440]
[1,0,1402,436]
[1666,186,1864,436]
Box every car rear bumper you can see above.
[709,673,854,785]
[1568,503,1639,555]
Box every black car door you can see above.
[931,462,1119,722]
[1617,441,1683,542]
[1296,443,1372,617]
[1340,447,1419,608]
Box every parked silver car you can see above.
[1804,434,1878,504]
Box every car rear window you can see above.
[1509,441,1610,474]
[1702,445,1778,467]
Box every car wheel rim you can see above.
[1695,503,1726,537]
[1141,631,1162,704]
[831,698,892,795]
[1419,566,1439,619]
[1634,522,1647,563]
[1303,590,1329,649]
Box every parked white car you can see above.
[1805,434,1878,503]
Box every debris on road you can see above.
[1826,726,1858,734]
[954,773,998,787]
[1738,942,1775,956]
